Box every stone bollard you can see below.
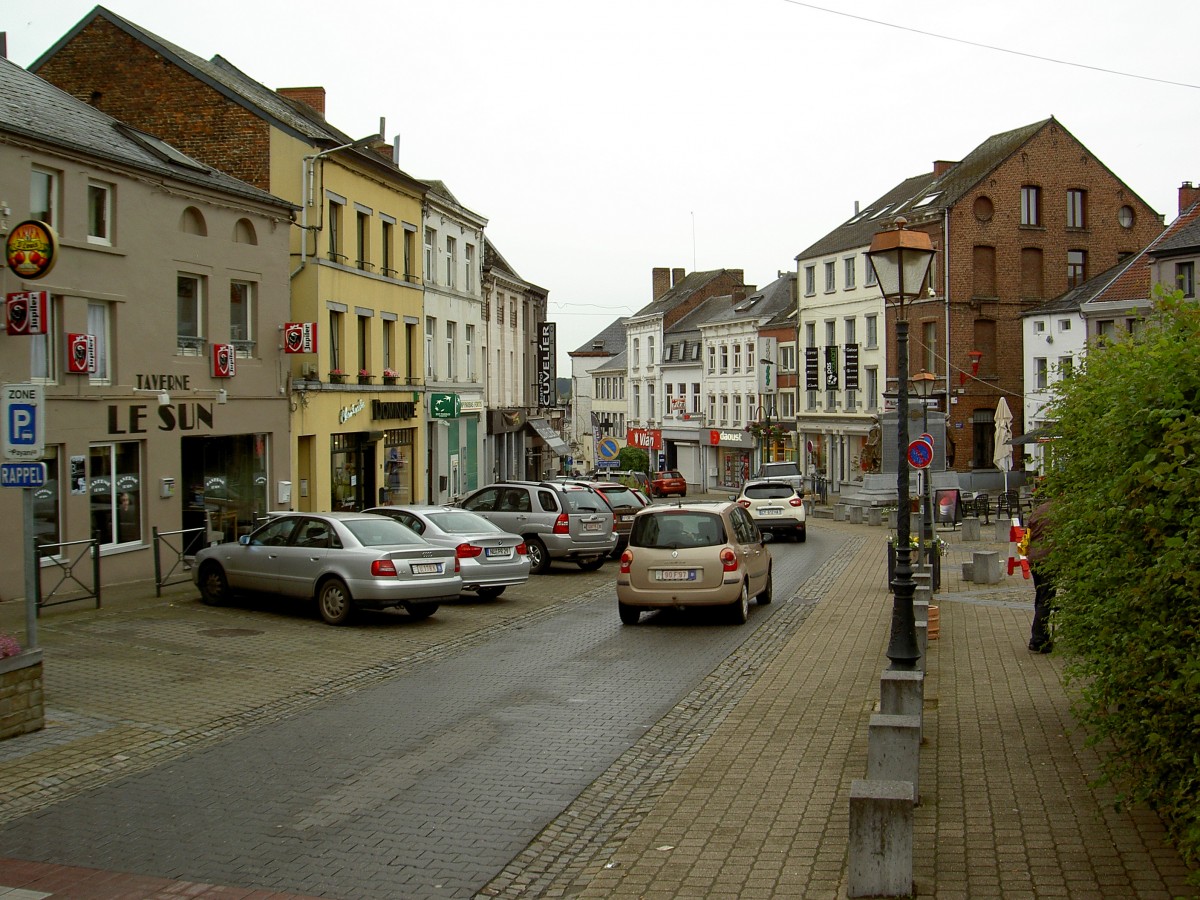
[868,713,922,803]
[848,779,914,898]
[995,519,1012,542]
[962,516,981,541]
[914,597,929,627]
[961,561,975,582]
[835,503,847,521]
[803,497,814,517]
[971,550,1001,584]
[916,621,928,673]
[880,668,924,719]
[868,507,882,527]
[849,506,864,525]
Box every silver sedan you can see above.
[363,505,531,600]
[193,511,461,625]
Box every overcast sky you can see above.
[5,0,1199,373]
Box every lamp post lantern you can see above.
[911,368,937,554]
[866,218,936,670]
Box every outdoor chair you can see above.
[972,493,991,524]
[997,490,1020,521]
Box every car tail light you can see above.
[455,558,460,573]
[553,513,570,534]
[619,549,633,574]
[737,499,751,509]
[789,497,804,507]
[515,541,528,555]
[371,559,398,577]
[720,548,738,572]
[456,542,483,558]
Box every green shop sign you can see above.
[429,392,461,419]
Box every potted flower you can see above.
[382,368,398,385]
[328,368,346,384]
[357,368,372,385]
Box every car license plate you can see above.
[656,569,696,582]
[485,547,512,558]
[760,507,782,516]
[621,515,635,522]
[412,563,442,574]
[584,522,601,532]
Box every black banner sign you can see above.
[824,345,839,390]
[805,347,819,391]
[844,342,859,392]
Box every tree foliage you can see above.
[616,447,649,474]
[1042,289,1200,878]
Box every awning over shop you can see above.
[526,417,570,457]
[1007,425,1060,446]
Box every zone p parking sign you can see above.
[3,383,45,460]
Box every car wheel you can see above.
[527,537,551,574]
[317,577,354,626]
[477,586,505,601]
[730,581,750,624]
[198,563,229,606]
[402,602,438,621]
[797,526,807,543]
[577,556,605,571]
[757,567,773,604]
[619,602,640,625]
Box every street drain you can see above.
[199,628,264,637]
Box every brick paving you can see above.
[1,505,1197,898]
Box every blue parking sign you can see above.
[3,383,45,460]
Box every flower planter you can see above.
[382,376,397,386]
[328,374,346,384]
[0,649,45,741]
[357,376,373,385]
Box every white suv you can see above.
[736,479,806,542]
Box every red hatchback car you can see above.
[650,470,687,498]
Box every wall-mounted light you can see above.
[134,388,171,406]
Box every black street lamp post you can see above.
[867,218,936,670]
[911,369,937,561]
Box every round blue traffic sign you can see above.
[907,439,933,469]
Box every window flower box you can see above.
[328,370,346,384]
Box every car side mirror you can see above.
[239,534,251,545]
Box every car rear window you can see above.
[596,485,639,507]
[745,483,796,499]
[344,517,426,547]
[631,512,725,548]
[426,510,503,534]
[563,488,606,514]
[759,464,800,477]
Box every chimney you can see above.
[729,269,744,285]
[278,86,326,116]
[652,267,671,299]
[671,267,686,286]
[933,160,956,177]
[1180,181,1200,215]
[731,288,747,305]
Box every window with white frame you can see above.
[383,318,395,375]
[632,338,640,368]
[805,322,816,347]
[425,317,436,378]
[380,219,394,277]
[708,394,716,422]
[1066,189,1087,229]
[1058,356,1074,379]
[1034,319,1046,333]
[733,394,742,424]
[327,198,344,262]
[31,166,58,226]
[780,344,796,372]
[328,308,344,373]
[780,390,795,418]
[866,367,879,410]
[648,383,656,420]
[87,181,112,245]
[844,317,857,344]
[465,324,475,379]
[445,236,457,288]
[648,335,656,366]
[720,344,729,373]
[355,207,370,270]
[865,259,877,287]
[446,321,457,380]
[632,384,640,420]
[465,243,475,292]
[424,228,436,285]
[720,394,728,424]
[1176,261,1195,298]
[733,342,742,372]
[357,313,370,374]
[1021,185,1041,226]
[866,314,878,348]
[691,382,700,413]
[825,320,836,345]
[804,265,816,296]
[176,274,204,354]
[844,256,856,289]
[31,295,56,382]
[1035,357,1048,389]
[230,281,254,355]
[824,260,836,292]
[707,345,716,373]
[87,301,111,385]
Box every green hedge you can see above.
[1043,290,1200,882]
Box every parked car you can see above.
[457,481,617,574]
[735,480,807,542]
[552,478,647,555]
[751,461,804,493]
[193,511,460,625]
[616,500,772,625]
[649,469,688,498]
[363,505,530,600]
[591,469,651,494]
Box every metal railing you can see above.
[34,537,100,613]
[152,525,206,597]
[808,473,829,505]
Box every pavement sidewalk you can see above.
[576,515,1197,898]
